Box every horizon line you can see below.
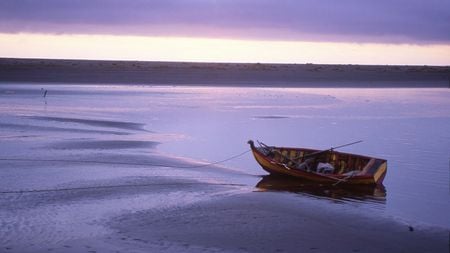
[2,56,449,68]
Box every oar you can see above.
[303,140,363,159]
[331,140,363,150]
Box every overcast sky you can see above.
[1,0,449,44]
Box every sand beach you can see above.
[1,58,449,87]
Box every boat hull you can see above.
[249,141,387,185]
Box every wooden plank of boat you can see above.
[248,140,387,185]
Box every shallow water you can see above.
[0,84,449,251]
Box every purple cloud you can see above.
[0,0,449,44]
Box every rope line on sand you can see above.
[0,150,252,194]
[0,182,247,194]
[0,149,251,169]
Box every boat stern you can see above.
[373,160,387,185]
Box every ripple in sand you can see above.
[26,116,150,132]
[47,140,159,150]
[252,115,291,120]
[0,123,129,135]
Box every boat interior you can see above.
[259,146,371,175]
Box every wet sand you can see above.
[1,58,449,87]
[0,85,449,253]
[108,192,447,253]
[2,170,447,253]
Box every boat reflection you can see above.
[256,175,386,203]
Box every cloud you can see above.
[1,0,449,44]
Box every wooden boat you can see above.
[248,140,387,185]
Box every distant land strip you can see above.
[0,58,449,87]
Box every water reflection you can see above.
[255,175,386,203]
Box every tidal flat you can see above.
[0,84,449,252]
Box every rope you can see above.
[0,150,252,194]
[0,149,250,169]
[0,182,247,195]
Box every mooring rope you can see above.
[0,182,247,194]
[0,149,251,169]
[0,149,252,194]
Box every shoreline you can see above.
[1,58,449,87]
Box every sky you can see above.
[0,0,449,65]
